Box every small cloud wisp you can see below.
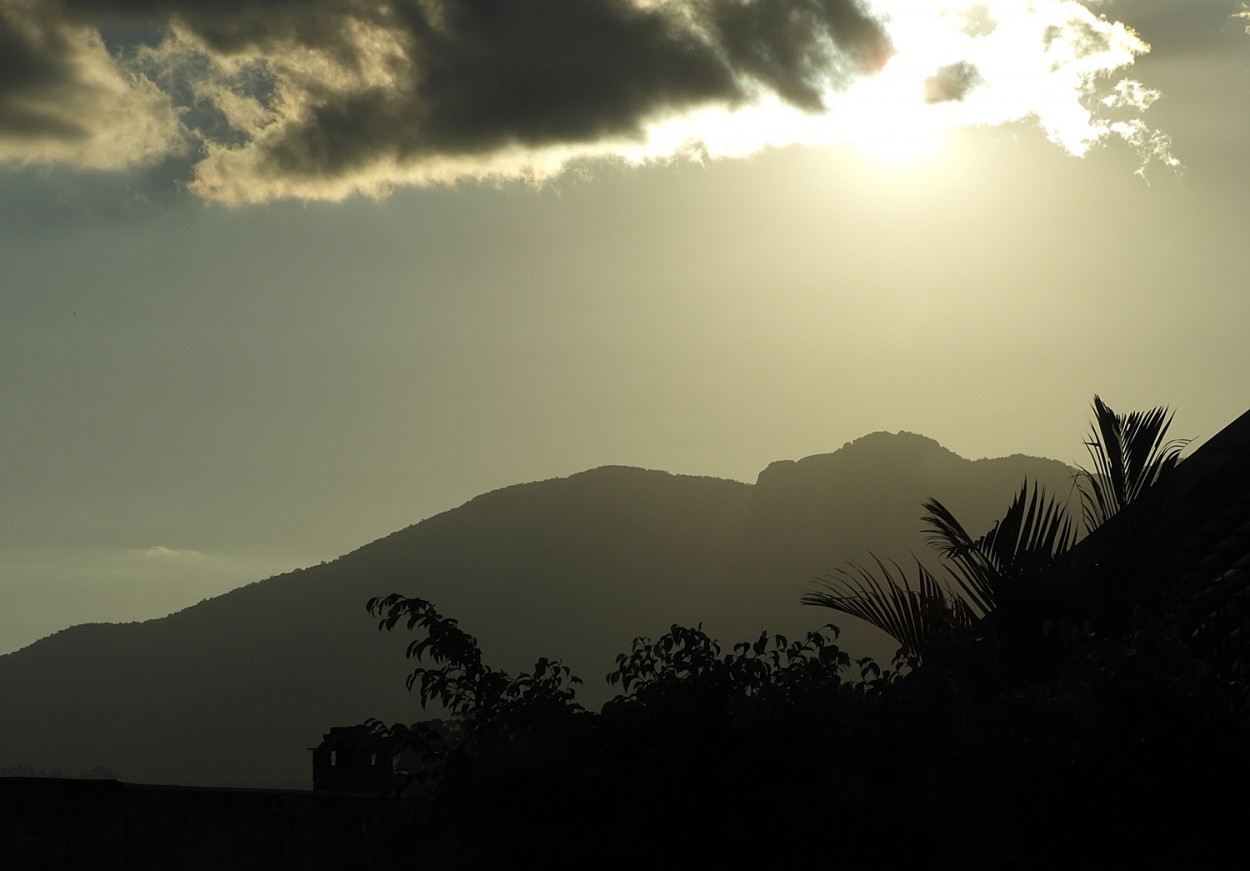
[136,546,207,561]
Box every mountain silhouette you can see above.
[0,433,1075,788]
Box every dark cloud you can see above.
[193,0,892,179]
[55,0,360,54]
[704,0,891,109]
[0,2,182,167]
[0,10,90,140]
[0,0,1174,199]
[924,61,982,104]
[0,0,891,193]
[364,0,745,155]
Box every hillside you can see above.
[0,434,1074,788]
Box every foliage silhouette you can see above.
[360,588,1249,869]
[367,593,583,739]
[356,397,1250,869]
[1078,394,1187,530]
[801,556,972,666]
[803,395,1184,664]
[361,593,902,867]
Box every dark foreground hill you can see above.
[0,433,1073,788]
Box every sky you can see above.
[2,0,1249,655]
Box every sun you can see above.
[835,53,947,161]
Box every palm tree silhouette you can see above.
[803,396,1187,665]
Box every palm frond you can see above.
[1080,395,1188,531]
[803,556,973,662]
[806,395,1186,671]
[923,482,1076,614]
[921,498,995,615]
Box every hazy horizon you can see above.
[4,0,1248,656]
[2,429,1079,656]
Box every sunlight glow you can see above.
[615,0,1169,174]
[836,54,947,160]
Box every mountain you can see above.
[0,434,1075,789]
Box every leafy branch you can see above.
[366,593,583,730]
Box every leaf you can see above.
[804,557,971,662]
[1079,395,1187,531]
[923,480,1075,615]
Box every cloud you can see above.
[923,61,983,103]
[0,1,183,169]
[0,0,1173,202]
[135,545,206,561]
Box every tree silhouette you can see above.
[1078,395,1186,530]
[357,398,1249,869]
[803,395,1186,665]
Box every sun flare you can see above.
[837,54,947,160]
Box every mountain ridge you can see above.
[0,432,1075,788]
